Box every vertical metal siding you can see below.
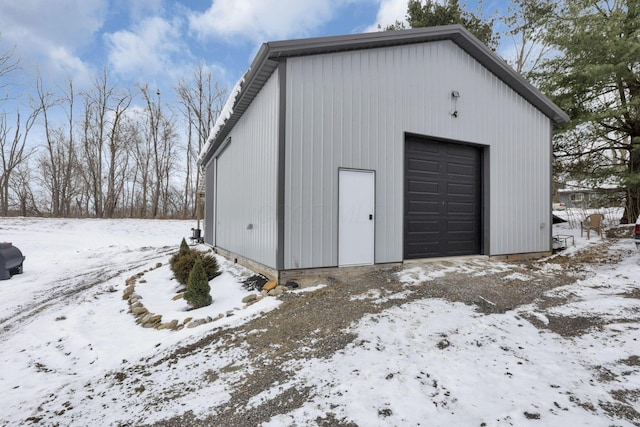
[204,159,215,245]
[215,71,279,268]
[285,40,552,269]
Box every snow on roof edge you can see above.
[197,73,246,165]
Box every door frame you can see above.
[403,133,488,259]
[337,167,376,266]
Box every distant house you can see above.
[558,183,624,209]
[198,25,569,281]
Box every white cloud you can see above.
[187,0,411,43]
[105,16,184,79]
[48,46,94,86]
[120,0,165,22]
[0,0,108,89]
[0,0,107,49]
[365,0,408,32]
[188,0,336,42]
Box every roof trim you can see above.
[200,25,569,166]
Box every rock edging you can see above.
[122,265,297,331]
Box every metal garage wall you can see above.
[284,40,552,269]
[204,159,215,245]
[215,70,280,268]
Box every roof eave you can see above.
[200,43,278,167]
[446,29,569,125]
[200,25,569,165]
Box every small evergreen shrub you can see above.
[169,238,191,271]
[169,239,221,286]
[184,257,212,308]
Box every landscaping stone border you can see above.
[122,265,298,331]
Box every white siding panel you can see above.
[215,71,279,268]
[285,40,552,269]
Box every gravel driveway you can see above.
[139,237,640,427]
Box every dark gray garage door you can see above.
[405,136,481,259]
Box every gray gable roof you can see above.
[200,24,569,166]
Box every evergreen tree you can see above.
[184,257,212,309]
[171,250,221,285]
[178,238,190,256]
[169,238,191,271]
[537,0,640,223]
[387,0,499,50]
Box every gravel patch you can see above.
[143,247,595,426]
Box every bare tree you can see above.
[80,70,133,218]
[103,98,133,218]
[35,127,81,216]
[80,78,105,217]
[11,162,39,216]
[0,109,39,215]
[175,64,227,218]
[128,117,152,217]
[138,84,179,218]
[0,33,19,104]
[112,118,140,217]
[3,36,228,220]
[158,114,180,216]
[34,73,62,216]
[0,33,29,216]
[32,75,83,217]
[104,111,131,218]
[501,0,556,76]
[60,78,81,216]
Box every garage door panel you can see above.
[447,220,476,232]
[408,179,439,195]
[446,241,478,256]
[408,200,440,214]
[407,219,440,233]
[447,144,475,157]
[447,182,474,197]
[411,143,439,154]
[447,162,475,177]
[405,137,481,259]
[406,242,441,258]
[446,201,475,214]
[408,158,439,173]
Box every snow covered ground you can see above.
[0,218,278,425]
[1,215,639,426]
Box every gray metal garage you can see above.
[198,25,569,281]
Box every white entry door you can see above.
[338,169,375,266]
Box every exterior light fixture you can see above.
[450,90,460,117]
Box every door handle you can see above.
[369,214,373,220]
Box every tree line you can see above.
[2,0,640,223]
[0,52,226,219]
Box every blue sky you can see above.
[0,0,509,114]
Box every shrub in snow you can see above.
[169,238,191,271]
[170,245,221,286]
[184,257,212,308]
[178,238,190,256]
